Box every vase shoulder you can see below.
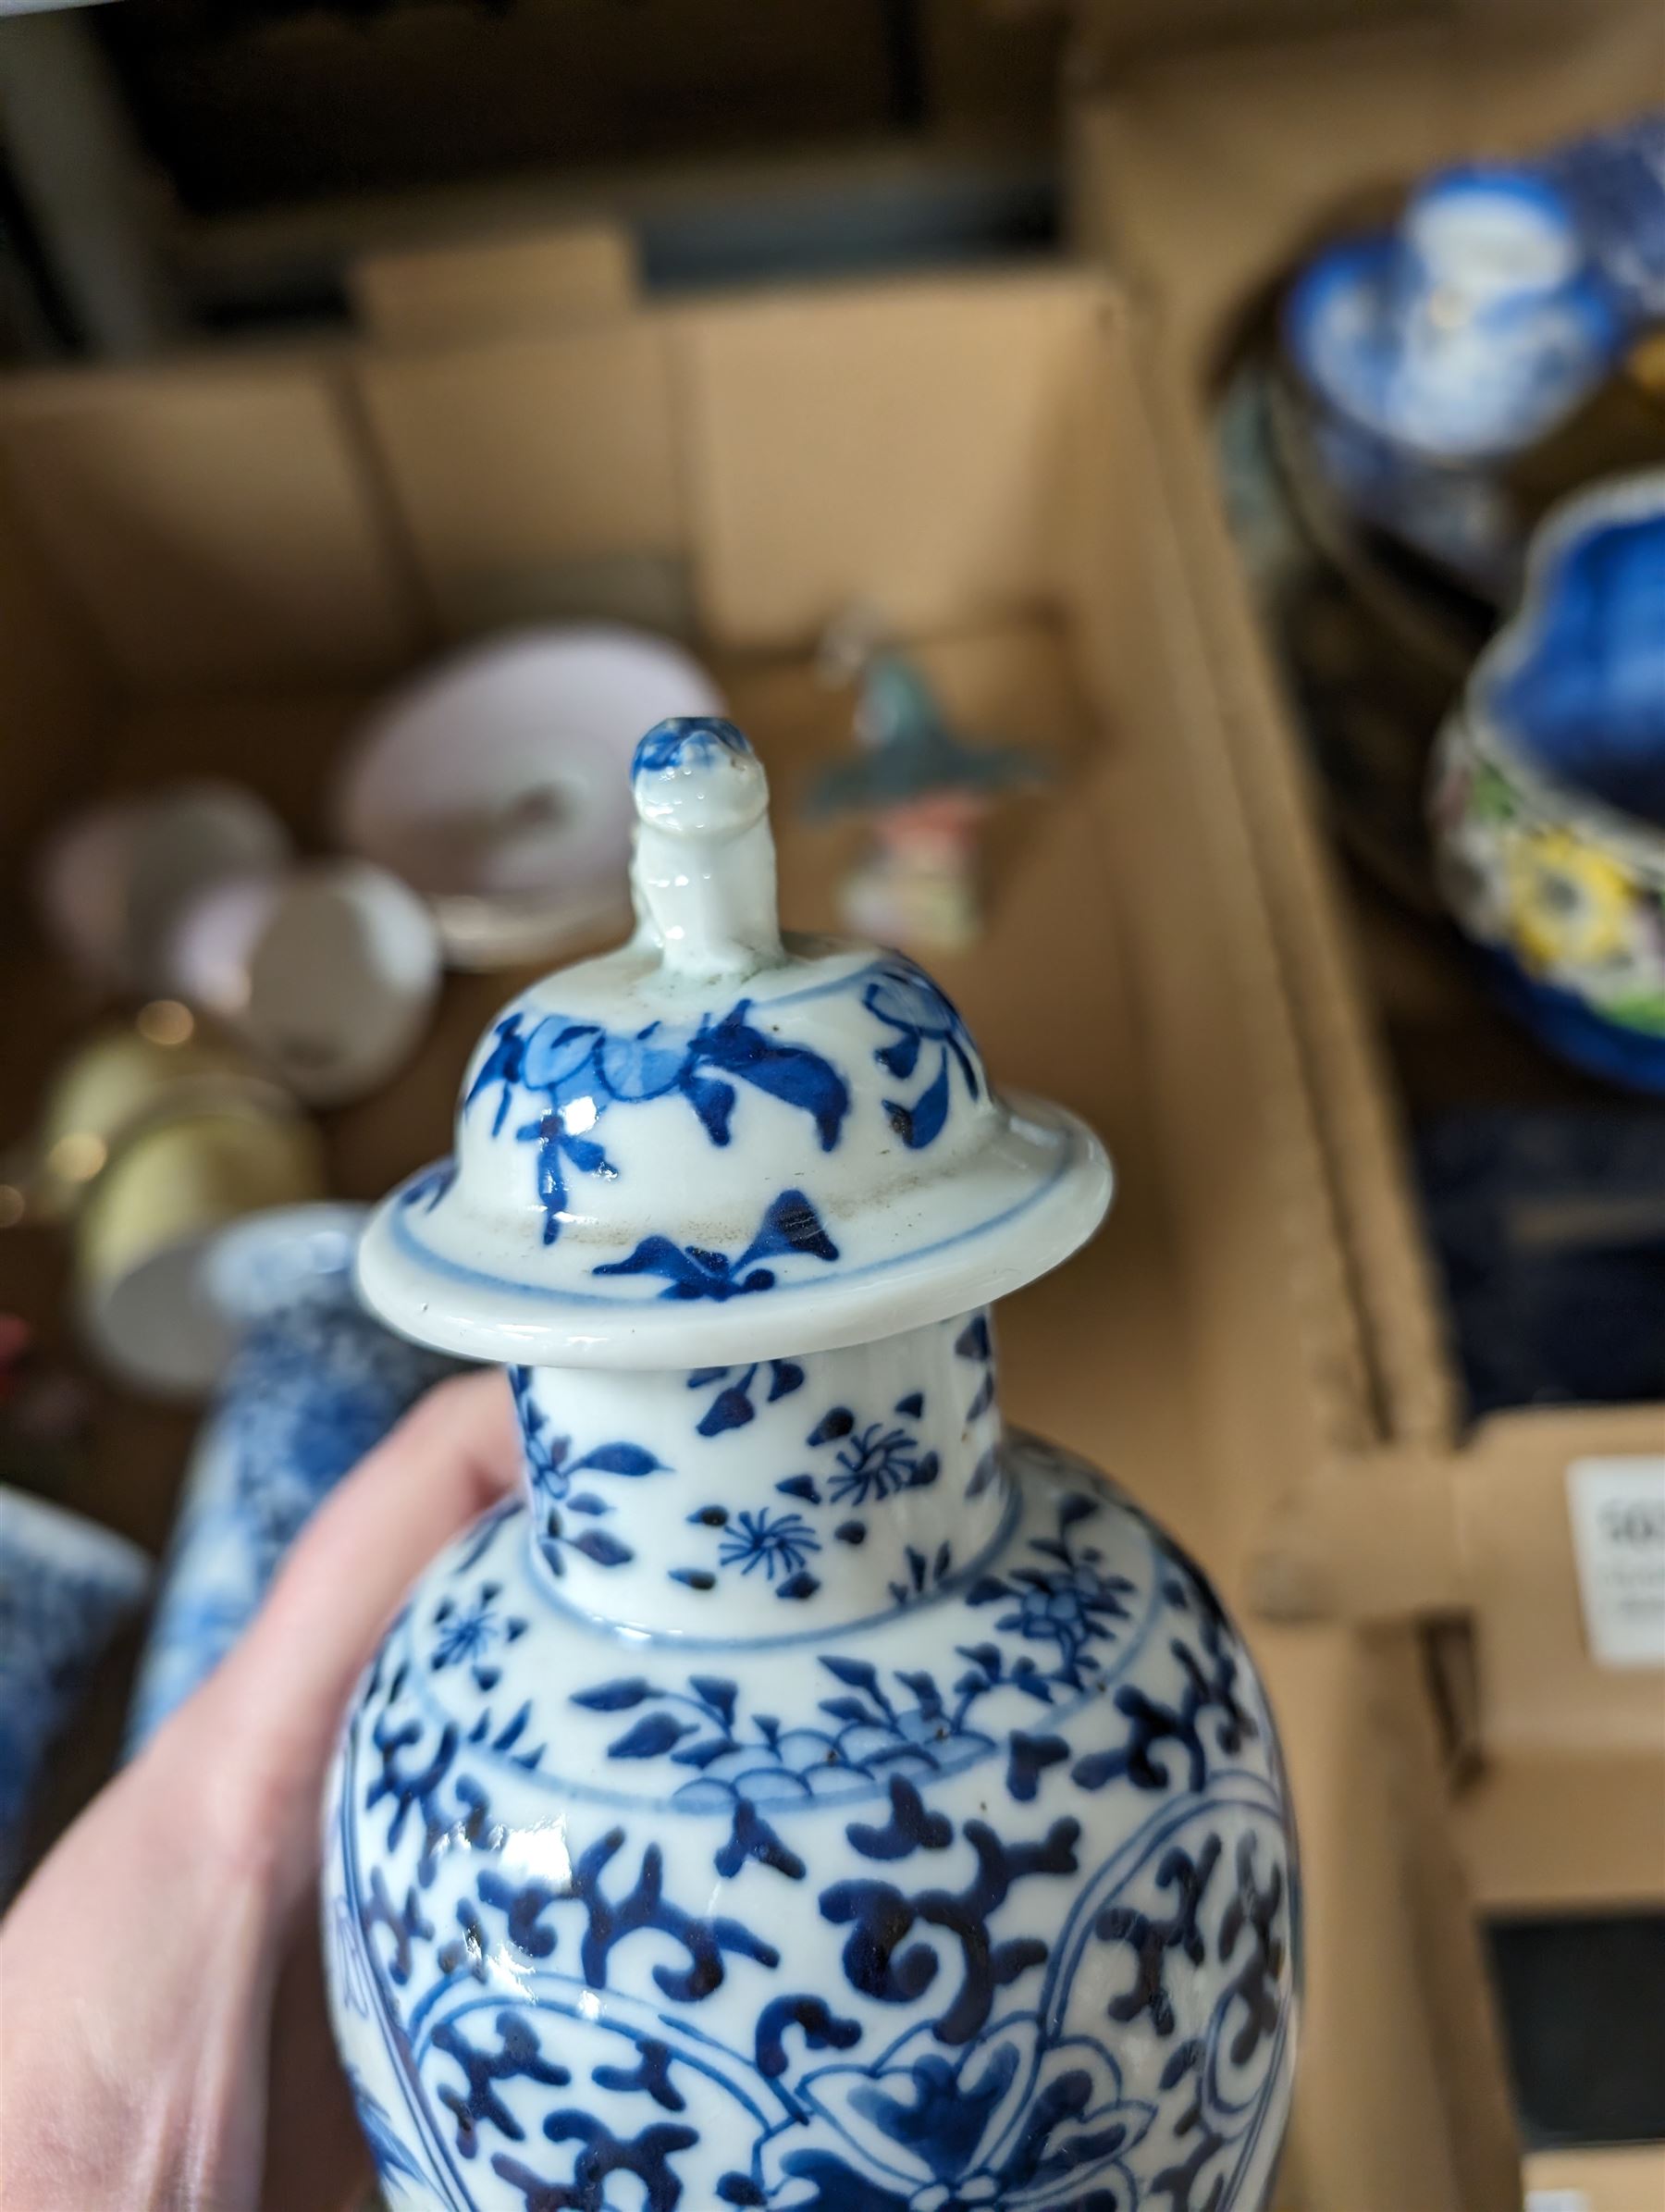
[326,1433,1298,2212]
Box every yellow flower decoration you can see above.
[1504,829,1634,970]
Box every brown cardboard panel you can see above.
[1074,4,1665,382]
[1456,1750,1665,1913]
[0,461,115,872]
[350,222,637,347]
[0,358,424,692]
[677,271,1099,649]
[356,319,683,636]
[1071,0,1460,72]
[1065,339,1517,2204]
[1460,1406,1665,1758]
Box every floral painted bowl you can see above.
[1430,473,1665,1090]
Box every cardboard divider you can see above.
[352,318,685,638]
[0,352,427,692]
[349,220,638,347]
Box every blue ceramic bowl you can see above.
[1430,472,1665,1091]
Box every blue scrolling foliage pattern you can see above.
[595,1190,839,1304]
[332,1458,1293,2211]
[463,1000,850,1245]
[510,1366,667,1577]
[864,963,980,1151]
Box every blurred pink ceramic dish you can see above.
[333,625,726,969]
[164,859,441,1107]
[35,781,291,994]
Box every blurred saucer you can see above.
[35,781,291,995]
[335,625,726,970]
[165,859,441,1107]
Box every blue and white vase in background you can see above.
[125,1205,458,1755]
[325,720,1301,2210]
[0,1486,150,1897]
[1431,470,1665,1091]
[1285,165,1628,594]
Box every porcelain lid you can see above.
[358,719,1111,1366]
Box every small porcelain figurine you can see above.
[808,616,1042,955]
[125,1205,457,1754]
[0,1486,150,1898]
[1431,471,1665,1091]
[325,719,1300,2210]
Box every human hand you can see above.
[0,1369,522,2212]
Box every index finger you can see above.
[164,1366,522,1878]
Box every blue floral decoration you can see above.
[594,1189,839,1303]
[689,1360,808,1438]
[864,962,980,1149]
[464,1004,849,1244]
[511,1366,669,1576]
[718,1508,821,1585]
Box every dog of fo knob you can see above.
[326,718,1300,2211]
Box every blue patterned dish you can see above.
[327,719,1301,2209]
[1286,167,1624,467]
[1430,472,1665,1090]
[125,1205,457,1753]
[0,1486,150,1897]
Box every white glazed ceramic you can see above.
[77,1110,329,1400]
[336,625,727,970]
[165,859,442,1106]
[0,1486,151,1897]
[125,1205,456,1752]
[34,781,291,995]
[326,720,1300,2212]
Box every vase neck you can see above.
[510,1307,1005,1639]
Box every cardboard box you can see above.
[0,266,1523,2206]
[1071,3,1665,1773]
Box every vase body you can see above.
[324,1311,1298,2211]
[127,1205,456,1753]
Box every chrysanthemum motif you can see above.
[718,1509,820,1582]
[428,1582,527,1689]
[828,1422,936,1507]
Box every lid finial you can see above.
[630,719,783,979]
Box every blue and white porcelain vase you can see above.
[126,1204,457,1753]
[325,721,1301,2210]
[0,1486,150,1897]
